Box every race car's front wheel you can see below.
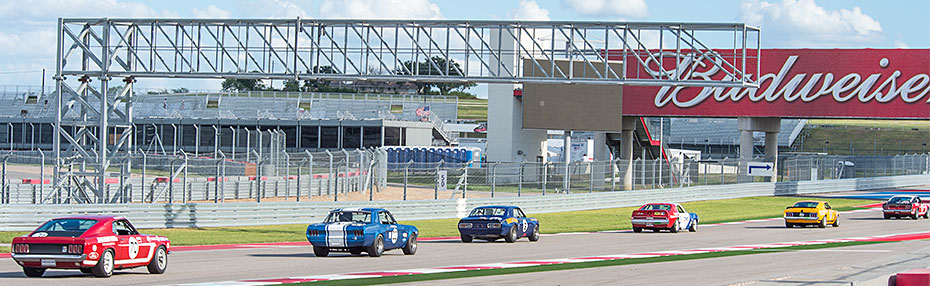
[313,246,329,257]
[403,234,417,255]
[529,225,540,242]
[689,220,698,232]
[832,217,839,227]
[147,246,168,274]
[368,235,384,257]
[504,226,517,243]
[93,249,114,277]
[23,267,45,277]
[461,235,472,243]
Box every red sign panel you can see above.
[616,49,930,119]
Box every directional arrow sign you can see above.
[747,162,774,177]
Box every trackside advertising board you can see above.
[613,49,930,119]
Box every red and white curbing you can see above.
[181,230,930,285]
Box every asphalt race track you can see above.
[1,207,928,286]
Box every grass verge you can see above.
[288,240,886,285]
[0,196,875,252]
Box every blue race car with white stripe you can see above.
[306,208,418,257]
[458,206,540,243]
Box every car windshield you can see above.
[792,202,819,208]
[324,211,371,223]
[470,207,507,217]
[641,204,672,211]
[33,219,97,237]
[888,197,911,204]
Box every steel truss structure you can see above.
[54,18,760,203]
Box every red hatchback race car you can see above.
[11,216,170,278]
[631,203,699,233]
[883,196,930,220]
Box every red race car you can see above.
[631,203,699,233]
[883,196,930,220]
[11,216,170,278]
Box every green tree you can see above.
[282,79,300,92]
[399,56,476,95]
[221,75,265,91]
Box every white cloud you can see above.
[319,0,443,19]
[0,0,168,21]
[894,40,908,48]
[560,0,648,18]
[192,5,232,19]
[509,0,550,21]
[740,0,883,47]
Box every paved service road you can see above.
[1,207,927,286]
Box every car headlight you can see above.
[488,223,502,228]
[458,223,472,228]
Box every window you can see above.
[34,219,97,237]
[677,205,686,213]
[300,126,320,149]
[641,204,672,211]
[379,211,396,225]
[469,207,507,216]
[824,203,832,210]
[324,211,370,223]
[791,202,819,208]
[513,208,526,218]
[112,220,139,236]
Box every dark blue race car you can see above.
[458,205,539,243]
[306,208,418,257]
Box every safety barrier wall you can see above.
[1,174,927,231]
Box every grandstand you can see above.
[0,88,459,153]
[661,118,807,159]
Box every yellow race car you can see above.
[784,201,839,228]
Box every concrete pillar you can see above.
[620,117,636,190]
[765,131,779,182]
[738,117,781,183]
[563,131,571,192]
[487,27,546,163]
[592,132,609,188]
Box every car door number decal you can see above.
[521,220,528,233]
[388,230,398,244]
[128,236,140,259]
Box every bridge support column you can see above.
[487,28,546,163]
[738,117,781,183]
[620,117,636,190]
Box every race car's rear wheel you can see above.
[313,246,329,257]
[818,219,827,228]
[689,220,698,232]
[785,222,794,228]
[670,220,680,233]
[461,235,472,243]
[504,226,517,243]
[633,227,642,233]
[368,235,384,257]
[529,225,540,242]
[23,267,45,277]
[146,246,168,274]
[883,214,890,219]
[402,234,417,255]
[92,249,114,277]
[911,212,919,220]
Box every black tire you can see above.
[80,267,93,274]
[92,249,114,277]
[23,267,45,277]
[652,229,661,233]
[146,246,168,274]
[912,213,919,220]
[924,212,929,219]
[528,225,540,242]
[313,246,329,257]
[884,214,890,219]
[818,219,827,228]
[670,220,680,233]
[349,248,362,255]
[402,233,417,255]
[461,235,472,243]
[888,274,897,286]
[832,217,839,227]
[633,227,642,233]
[504,226,517,243]
[786,222,794,228]
[689,220,698,232]
[368,235,384,257]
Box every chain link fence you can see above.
[1,149,928,205]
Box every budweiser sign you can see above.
[618,49,930,119]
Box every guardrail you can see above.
[1,174,927,231]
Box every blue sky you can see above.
[0,0,927,95]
